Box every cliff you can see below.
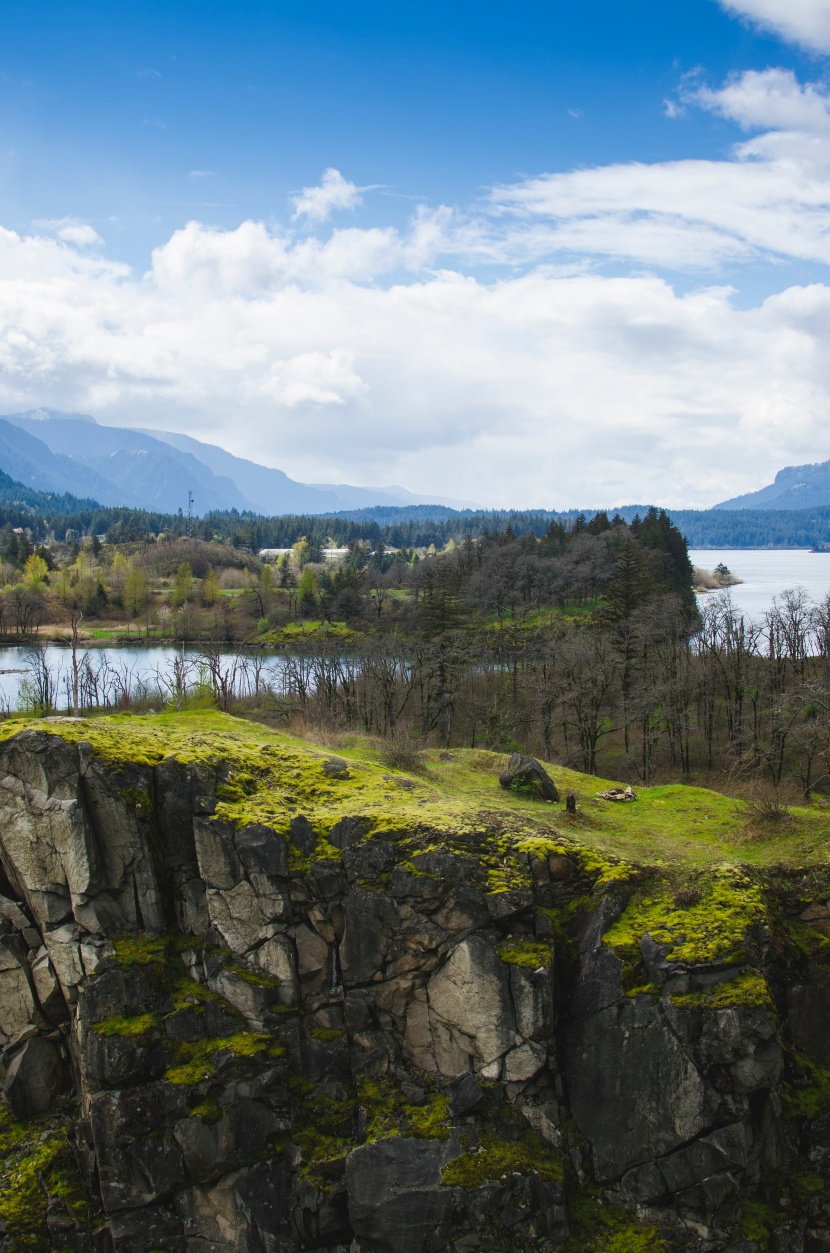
[0,712,827,1252]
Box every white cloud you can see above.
[488,69,830,270]
[188,169,215,179]
[688,66,830,132]
[5,69,830,508]
[716,0,830,53]
[242,349,367,407]
[32,219,103,247]
[291,168,364,223]
[1,213,830,509]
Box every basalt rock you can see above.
[498,754,560,802]
[0,721,825,1252]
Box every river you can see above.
[0,551,827,709]
[689,548,830,621]
[0,645,290,711]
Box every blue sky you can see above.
[0,0,817,262]
[1,0,830,508]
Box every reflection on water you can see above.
[0,645,290,711]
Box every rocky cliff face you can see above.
[0,716,827,1252]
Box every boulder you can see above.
[0,933,41,1036]
[4,1035,65,1118]
[339,890,398,986]
[289,815,317,857]
[787,982,830,1067]
[426,936,516,1077]
[498,754,559,802]
[346,1137,457,1253]
[565,995,708,1181]
[89,1086,187,1213]
[234,823,289,879]
[328,816,371,850]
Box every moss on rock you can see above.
[92,1012,160,1041]
[669,969,773,1011]
[441,1129,563,1187]
[358,1076,452,1143]
[563,1184,666,1252]
[603,868,767,969]
[0,1107,92,1253]
[165,1032,278,1085]
[497,937,553,969]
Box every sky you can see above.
[2,0,830,509]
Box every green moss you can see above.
[111,932,169,967]
[358,1077,452,1143]
[188,1094,223,1124]
[441,1129,563,1187]
[291,1087,356,1188]
[563,1185,666,1253]
[669,969,773,1011]
[603,869,767,970]
[0,1113,91,1252]
[497,937,553,969]
[3,708,829,876]
[624,982,661,999]
[119,784,153,820]
[309,1026,345,1042]
[780,918,830,957]
[0,1106,29,1159]
[226,961,281,989]
[92,1012,160,1040]
[486,864,528,895]
[789,1163,825,1206]
[782,1050,830,1119]
[741,1166,826,1248]
[741,1195,778,1245]
[169,976,224,1012]
[165,1031,277,1084]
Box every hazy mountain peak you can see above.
[716,458,830,511]
[10,407,98,425]
[0,409,480,516]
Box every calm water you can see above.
[0,551,827,707]
[0,645,290,710]
[689,548,830,621]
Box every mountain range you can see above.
[716,459,830,511]
[0,410,477,516]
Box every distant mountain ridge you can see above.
[0,464,98,515]
[0,409,479,516]
[717,459,830,511]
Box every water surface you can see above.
[689,548,830,621]
[0,645,288,711]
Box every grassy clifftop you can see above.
[0,708,827,872]
[2,708,828,979]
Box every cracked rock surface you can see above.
[0,721,826,1252]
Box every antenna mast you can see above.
[187,490,195,538]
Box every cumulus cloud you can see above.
[4,72,830,508]
[291,168,364,223]
[688,66,830,132]
[2,214,830,509]
[716,0,830,53]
